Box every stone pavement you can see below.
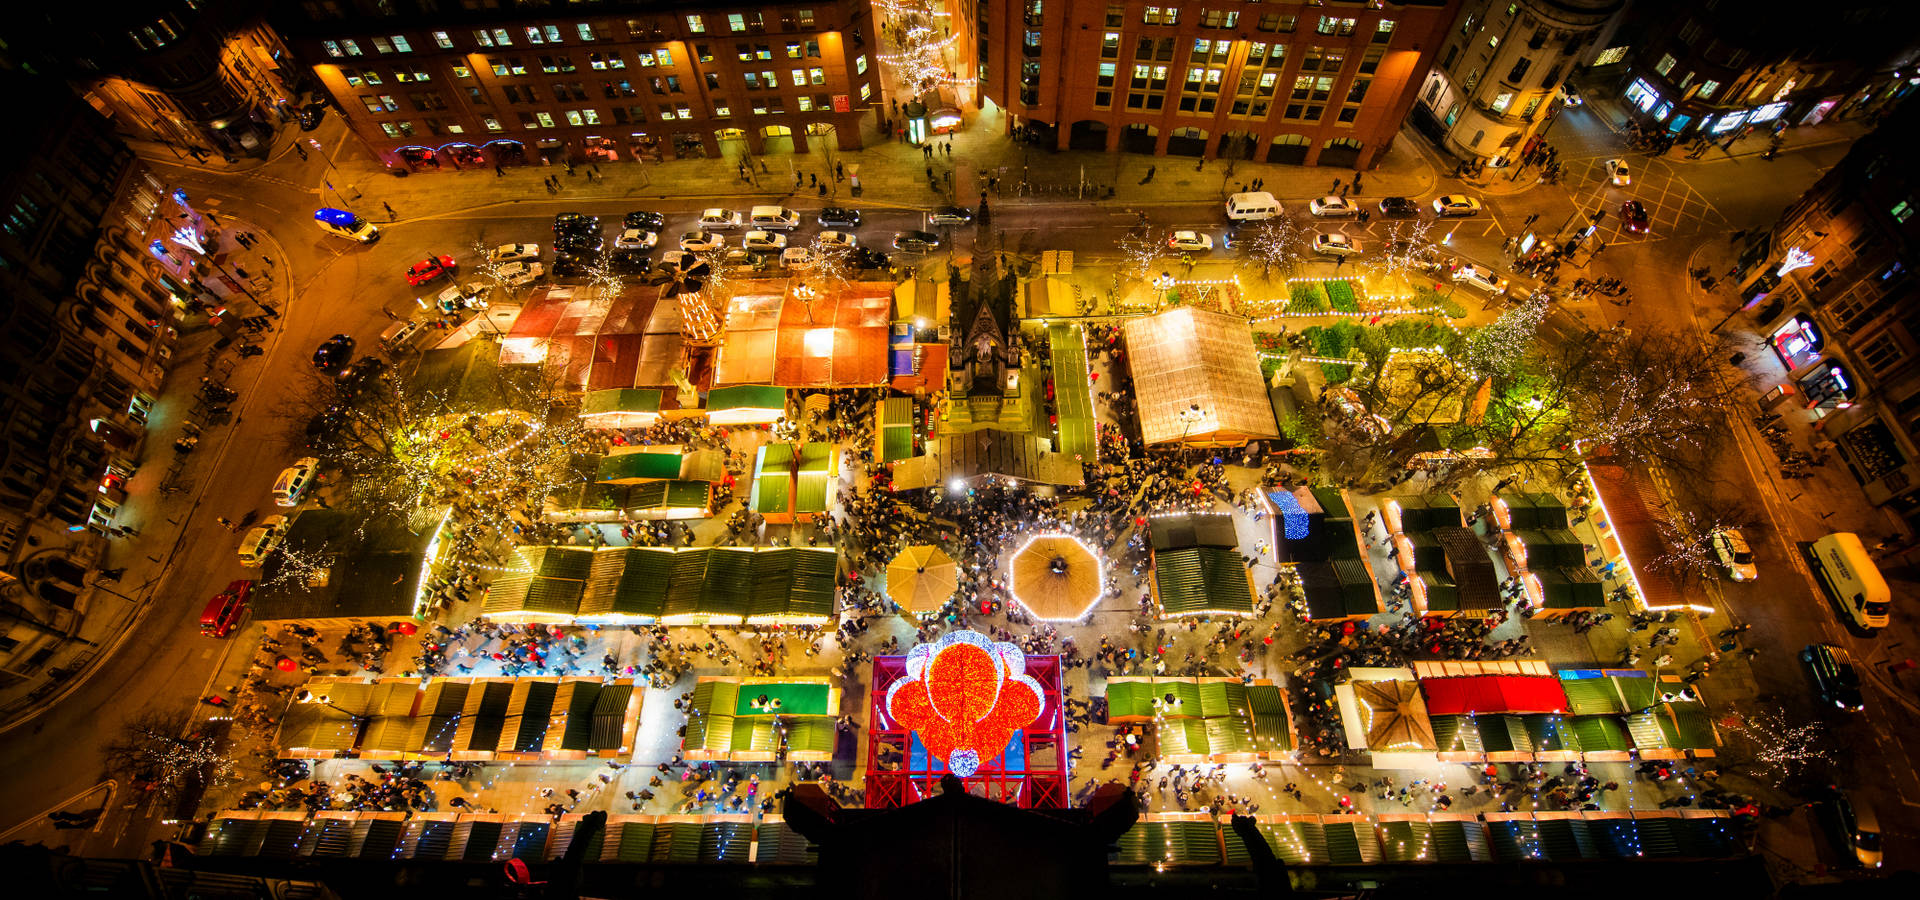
[1584,97,1874,166]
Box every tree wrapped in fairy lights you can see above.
[1242,213,1307,280]
[101,711,236,808]
[873,0,972,96]
[1720,707,1830,787]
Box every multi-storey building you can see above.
[1608,0,1917,139]
[269,1,884,170]
[1,81,188,688]
[977,1,1459,167]
[1413,0,1625,165]
[1745,100,1920,528]
[7,1,304,159]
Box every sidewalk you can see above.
[0,222,297,733]
[1586,97,1872,166]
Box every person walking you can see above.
[382,201,396,220]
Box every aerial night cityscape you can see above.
[2,0,1919,896]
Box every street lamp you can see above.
[1176,402,1206,445]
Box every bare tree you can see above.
[1242,213,1308,280]
[100,710,235,808]
[1719,706,1831,787]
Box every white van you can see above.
[272,457,321,507]
[1225,192,1283,222]
[380,320,424,353]
[314,208,380,243]
[749,205,801,230]
[1809,532,1891,630]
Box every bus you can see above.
[1809,533,1890,631]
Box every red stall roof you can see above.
[1420,675,1569,716]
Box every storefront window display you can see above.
[1626,78,1660,112]
[1750,101,1789,124]
[1800,360,1857,410]
[1770,315,1824,371]
[1711,111,1748,133]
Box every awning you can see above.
[1123,307,1279,445]
[1046,324,1098,460]
[1421,675,1570,715]
[705,384,786,424]
[578,388,663,428]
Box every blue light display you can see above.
[1270,491,1310,540]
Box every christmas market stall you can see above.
[276,674,640,760]
[481,545,836,626]
[1104,675,1291,763]
[682,675,840,763]
[1149,512,1257,618]
[1123,307,1280,447]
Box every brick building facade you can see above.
[976,0,1459,168]
[270,1,884,171]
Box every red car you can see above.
[200,579,253,638]
[404,254,457,286]
[1620,200,1650,234]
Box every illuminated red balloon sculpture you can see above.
[885,630,1044,777]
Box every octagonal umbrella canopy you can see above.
[1009,534,1102,621]
[887,545,959,613]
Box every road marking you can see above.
[0,780,116,843]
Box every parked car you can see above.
[1560,83,1584,107]
[1308,196,1358,217]
[311,334,354,374]
[927,206,973,226]
[488,243,540,263]
[1377,196,1420,218]
[815,230,857,250]
[1167,230,1214,252]
[1710,527,1757,581]
[782,246,816,268]
[1450,264,1508,293]
[610,251,653,274]
[1603,158,1631,186]
[236,516,291,567]
[553,212,598,235]
[1818,786,1883,868]
[622,210,666,231]
[852,247,890,269]
[658,249,698,272]
[818,206,862,228]
[679,230,725,252]
[742,230,788,253]
[199,580,253,637]
[498,260,545,286]
[1802,643,1865,712]
[1432,195,1483,217]
[272,457,321,507]
[614,229,658,251]
[1620,199,1651,233]
[437,281,492,311]
[892,231,941,252]
[1312,233,1361,257]
[336,356,389,401]
[404,254,457,286]
[697,208,740,229]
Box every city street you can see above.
[3,101,1912,883]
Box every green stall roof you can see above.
[708,384,787,411]
[580,388,662,418]
[1155,546,1256,616]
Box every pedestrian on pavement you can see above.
[216,517,234,531]
[809,172,818,187]
[1253,177,1263,190]
[926,164,934,180]
[294,143,308,161]
[1331,177,1342,192]
[263,256,276,267]
[835,161,845,180]
[494,164,504,176]
[1340,184,1351,197]
[382,201,396,219]
[235,265,250,279]
[1142,165,1156,184]
[382,307,399,321]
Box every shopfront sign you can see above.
[1626,78,1661,112]
[1800,360,1856,409]
[1770,315,1823,371]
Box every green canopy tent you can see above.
[705,384,787,426]
[1047,324,1098,460]
[875,397,917,463]
[578,388,663,429]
